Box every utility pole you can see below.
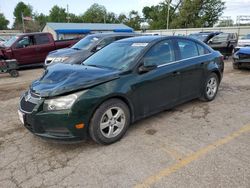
[21,12,25,33]
[167,0,170,30]
[66,4,70,23]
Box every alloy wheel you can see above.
[100,107,126,138]
[206,77,218,98]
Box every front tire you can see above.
[200,73,219,102]
[233,63,239,69]
[89,99,130,145]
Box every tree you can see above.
[0,13,9,29]
[68,13,82,23]
[82,3,107,23]
[171,0,225,28]
[142,0,182,29]
[13,1,33,28]
[117,14,128,23]
[48,5,67,22]
[125,10,141,30]
[34,13,48,29]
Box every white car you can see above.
[0,37,6,46]
[236,34,250,51]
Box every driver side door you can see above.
[133,39,182,117]
[12,36,37,65]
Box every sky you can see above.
[1,0,250,27]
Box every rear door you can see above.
[34,34,55,63]
[12,35,37,65]
[175,39,208,101]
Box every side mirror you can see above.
[92,45,102,52]
[96,46,102,51]
[138,59,157,74]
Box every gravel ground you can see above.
[0,61,249,188]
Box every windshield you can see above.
[4,36,19,47]
[84,42,147,71]
[241,34,250,39]
[212,33,229,42]
[189,33,209,41]
[71,35,100,50]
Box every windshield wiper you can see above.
[72,47,81,50]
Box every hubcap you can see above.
[100,107,126,138]
[206,77,218,98]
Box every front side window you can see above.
[177,39,199,59]
[16,36,34,48]
[143,40,175,66]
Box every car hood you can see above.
[237,47,250,55]
[48,48,88,57]
[238,39,250,45]
[31,63,120,97]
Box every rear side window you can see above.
[35,34,50,45]
[177,39,199,59]
[98,37,116,48]
[115,36,130,41]
[197,44,210,55]
[144,40,175,66]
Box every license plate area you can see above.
[18,110,24,125]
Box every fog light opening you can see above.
[75,123,85,129]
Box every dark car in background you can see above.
[233,47,250,69]
[44,33,140,67]
[235,34,250,51]
[0,32,79,67]
[208,33,238,57]
[189,32,221,43]
[19,36,224,144]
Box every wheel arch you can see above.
[210,70,222,83]
[88,94,135,126]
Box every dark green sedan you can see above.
[18,36,224,144]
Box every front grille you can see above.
[239,53,250,60]
[20,97,36,113]
[30,91,41,99]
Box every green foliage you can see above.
[124,10,141,30]
[143,2,171,29]
[172,0,225,28]
[34,13,49,28]
[13,1,33,28]
[0,13,9,29]
[82,3,107,23]
[48,5,67,22]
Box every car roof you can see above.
[116,36,167,43]
[86,32,141,38]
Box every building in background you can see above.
[42,22,134,40]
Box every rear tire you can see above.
[233,63,239,69]
[200,73,219,102]
[9,70,19,77]
[89,99,130,145]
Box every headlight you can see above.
[233,53,239,59]
[43,91,86,111]
[52,57,69,63]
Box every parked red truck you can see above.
[0,32,80,67]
